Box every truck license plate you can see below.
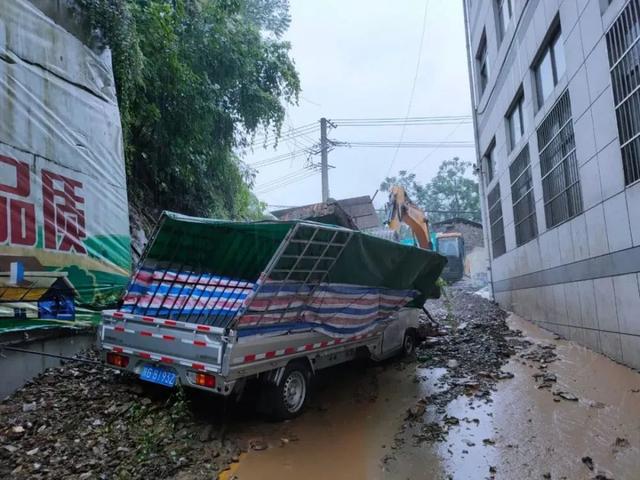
[140,365,177,387]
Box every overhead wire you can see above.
[249,150,311,168]
[406,118,469,173]
[386,0,431,177]
[342,141,474,149]
[257,172,319,194]
[255,167,321,194]
[251,122,318,147]
[254,165,321,189]
[331,116,471,126]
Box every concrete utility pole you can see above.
[320,117,329,202]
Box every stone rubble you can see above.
[0,350,240,479]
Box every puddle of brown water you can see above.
[223,362,443,480]
[221,314,640,480]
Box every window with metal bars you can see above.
[536,90,583,228]
[509,145,538,245]
[606,0,640,185]
[488,184,506,258]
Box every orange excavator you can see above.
[386,186,433,250]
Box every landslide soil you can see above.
[0,351,240,480]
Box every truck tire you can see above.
[402,330,417,357]
[269,362,311,420]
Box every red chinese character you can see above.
[42,170,86,253]
[0,155,36,246]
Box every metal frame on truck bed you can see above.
[98,212,445,419]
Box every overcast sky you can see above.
[244,0,475,211]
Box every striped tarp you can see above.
[118,267,417,337]
[236,280,419,337]
[120,267,255,320]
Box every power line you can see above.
[406,119,469,173]
[387,0,431,177]
[254,166,321,193]
[338,141,474,149]
[331,115,472,126]
[249,150,313,168]
[251,122,318,147]
[256,170,320,194]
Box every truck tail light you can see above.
[106,352,129,368]
[195,372,216,388]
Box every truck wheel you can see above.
[402,331,417,356]
[270,363,310,420]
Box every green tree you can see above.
[380,157,480,223]
[76,0,300,219]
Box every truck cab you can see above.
[436,233,465,283]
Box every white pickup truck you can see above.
[98,213,445,419]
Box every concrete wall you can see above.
[432,220,485,249]
[464,0,640,368]
[1,329,95,399]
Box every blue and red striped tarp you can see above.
[120,267,255,319]
[120,267,418,337]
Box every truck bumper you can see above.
[100,348,237,396]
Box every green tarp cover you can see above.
[143,212,446,306]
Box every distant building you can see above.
[432,218,488,284]
[432,218,484,250]
[464,0,640,368]
[272,196,379,231]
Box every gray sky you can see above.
[244,0,475,211]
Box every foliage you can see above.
[380,157,481,224]
[76,0,300,219]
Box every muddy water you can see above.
[221,315,640,480]
[220,361,440,480]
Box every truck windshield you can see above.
[438,238,459,257]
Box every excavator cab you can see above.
[436,232,465,282]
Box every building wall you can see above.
[432,220,489,284]
[432,220,485,249]
[464,0,640,368]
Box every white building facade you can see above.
[463,0,640,368]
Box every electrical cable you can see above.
[340,141,474,148]
[331,115,471,126]
[406,119,470,173]
[249,150,312,168]
[254,167,321,192]
[255,169,320,194]
[386,0,431,176]
[251,122,318,147]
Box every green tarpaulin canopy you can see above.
[143,212,446,307]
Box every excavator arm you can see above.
[386,186,433,250]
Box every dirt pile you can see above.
[414,288,528,414]
[380,286,536,460]
[0,350,239,479]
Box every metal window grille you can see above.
[536,90,583,228]
[606,0,640,185]
[509,144,538,246]
[487,184,506,258]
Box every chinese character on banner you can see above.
[0,155,36,246]
[42,169,87,254]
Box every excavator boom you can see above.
[386,186,432,250]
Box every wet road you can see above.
[220,315,640,480]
